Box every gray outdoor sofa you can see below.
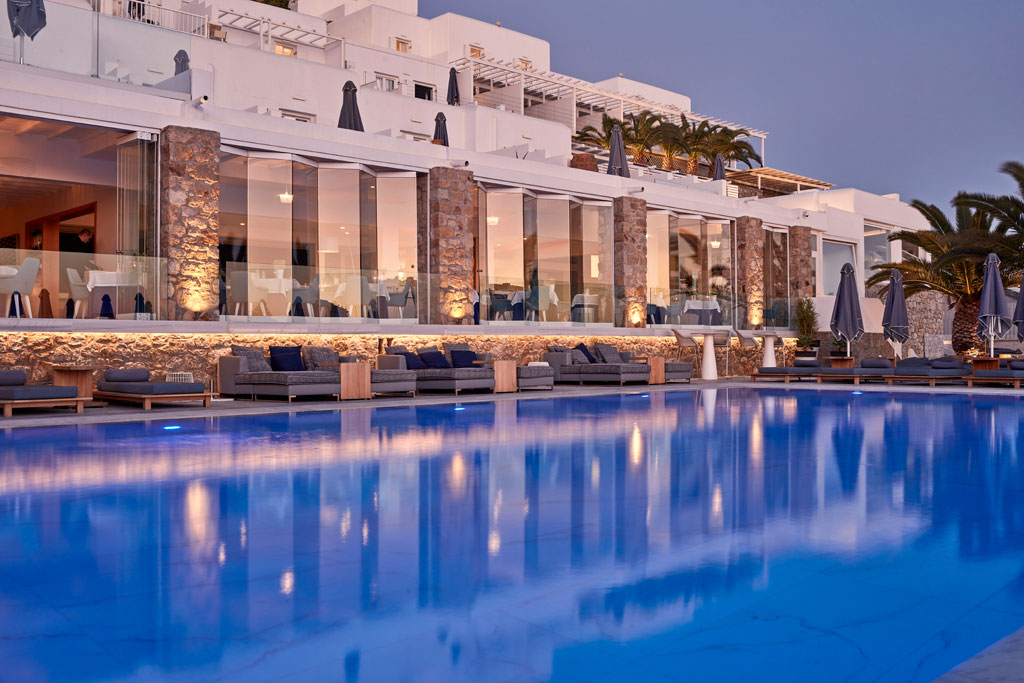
[517,364,555,390]
[541,343,651,385]
[219,345,416,400]
[378,344,495,394]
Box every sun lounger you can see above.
[816,358,894,384]
[750,359,821,382]
[967,360,1024,388]
[885,358,969,386]
[94,369,210,410]
[0,369,83,416]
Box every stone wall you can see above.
[160,126,221,321]
[906,291,947,357]
[0,331,796,388]
[613,196,647,328]
[425,167,476,324]
[789,225,815,299]
[569,153,598,172]
[735,216,764,328]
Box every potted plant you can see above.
[794,298,819,359]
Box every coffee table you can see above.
[633,356,665,384]
[333,362,371,400]
[475,359,517,393]
[50,365,103,404]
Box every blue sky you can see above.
[420,0,1023,208]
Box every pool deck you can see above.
[2,377,1024,430]
[936,626,1024,682]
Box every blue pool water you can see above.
[1,388,1023,682]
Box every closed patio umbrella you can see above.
[830,262,864,356]
[8,0,45,65]
[881,269,909,356]
[432,112,449,146]
[1013,284,1024,342]
[338,80,364,132]
[606,124,630,178]
[977,252,1011,357]
[173,49,190,75]
[446,67,460,106]
[712,153,726,181]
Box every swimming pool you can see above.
[0,388,1022,682]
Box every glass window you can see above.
[671,216,703,299]
[518,58,532,70]
[274,42,297,57]
[822,239,856,296]
[413,84,433,101]
[291,161,318,314]
[469,45,484,58]
[317,168,365,317]
[478,190,525,321]
[863,223,890,280]
[395,38,412,53]
[763,230,789,327]
[375,74,397,92]
[646,212,671,320]
[376,175,417,318]
[570,203,612,323]
[526,197,571,322]
[247,157,294,316]
[220,153,248,315]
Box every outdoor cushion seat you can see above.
[973,369,1024,379]
[236,370,340,385]
[895,367,969,377]
[415,367,493,380]
[665,362,694,372]
[517,365,555,379]
[370,369,416,383]
[96,381,206,395]
[578,363,649,375]
[0,385,77,400]
[819,367,894,376]
[758,366,818,375]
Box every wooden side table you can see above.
[50,365,102,401]
[476,359,517,393]
[830,357,855,369]
[971,357,999,372]
[338,362,371,400]
[634,356,665,384]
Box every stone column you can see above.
[424,166,476,324]
[735,216,764,328]
[569,153,598,172]
[160,125,220,320]
[789,225,815,299]
[613,196,647,327]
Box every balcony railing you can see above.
[117,0,208,38]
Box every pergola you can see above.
[215,8,340,49]
[726,167,833,194]
[450,54,768,163]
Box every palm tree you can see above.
[654,122,688,170]
[574,114,623,150]
[707,126,762,170]
[621,110,664,165]
[680,117,718,175]
[955,161,1024,237]
[866,201,1014,353]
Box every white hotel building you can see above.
[0,0,932,368]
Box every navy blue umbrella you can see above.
[977,252,1011,356]
[173,49,190,75]
[606,124,630,178]
[338,81,364,132]
[8,0,46,40]
[446,67,460,106]
[830,262,864,356]
[712,153,726,181]
[881,270,910,353]
[1013,284,1024,343]
[432,112,449,146]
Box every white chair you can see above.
[0,258,40,318]
[66,269,90,319]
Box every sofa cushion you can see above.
[594,343,623,364]
[97,381,205,395]
[0,385,78,400]
[370,369,417,383]
[574,343,597,364]
[416,367,493,380]
[665,362,694,372]
[235,370,339,386]
[0,370,26,386]
[517,365,555,379]
[577,363,650,375]
[861,358,892,369]
[104,368,150,382]
[302,345,339,370]
[449,349,478,368]
[387,345,410,355]
[419,350,451,369]
[269,346,305,372]
[231,345,272,372]
[547,345,569,352]
[398,352,427,370]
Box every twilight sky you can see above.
[420,0,1023,209]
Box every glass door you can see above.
[116,133,157,318]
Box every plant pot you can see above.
[829,350,848,357]
[794,349,817,359]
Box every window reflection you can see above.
[570,203,612,324]
[526,197,571,322]
[376,175,418,319]
[822,239,856,296]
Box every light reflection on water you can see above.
[0,389,1022,682]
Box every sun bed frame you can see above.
[93,391,213,411]
[748,372,816,383]
[883,375,968,388]
[0,397,85,417]
[967,376,1024,389]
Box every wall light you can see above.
[278,192,294,204]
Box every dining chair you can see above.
[0,258,40,318]
[66,269,90,319]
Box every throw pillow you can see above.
[573,343,597,364]
[450,349,478,368]
[569,349,591,365]
[399,352,427,370]
[595,343,623,364]
[0,370,26,386]
[793,358,819,367]
[547,345,569,352]
[387,345,409,355]
[269,345,305,372]
[301,345,339,370]
[1010,361,1024,371]
[231,344,272,372]
[419,350,452,369]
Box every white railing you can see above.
[118,0,208,38]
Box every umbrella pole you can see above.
[846,339,851,357]
[990,333,995,358]
[19,35,25,65]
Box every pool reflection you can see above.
[1,389,1024,681]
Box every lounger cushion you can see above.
[793,358,819,367]
[0,370,26,386]
[231,345,272,372]
[97,381,205,395]
[370,369,417,383]
[0,385,77,400]
[861,358,893,369]
[416,367,493,380]
[759,367,817,375]
[104,368,150,382]
[301,345,339,370]
[896,357,931,368]
[931,358,966,369]
[975,369,1024,379]
[896,367,969,377]
[573,343,597,364]
[819,367,894,376]
[517,365,555,379]
[418,351,451,369]
[594,343,623,364]
[577,363,649,375]
[235,370,339,385]
[1010,361,1024,371]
